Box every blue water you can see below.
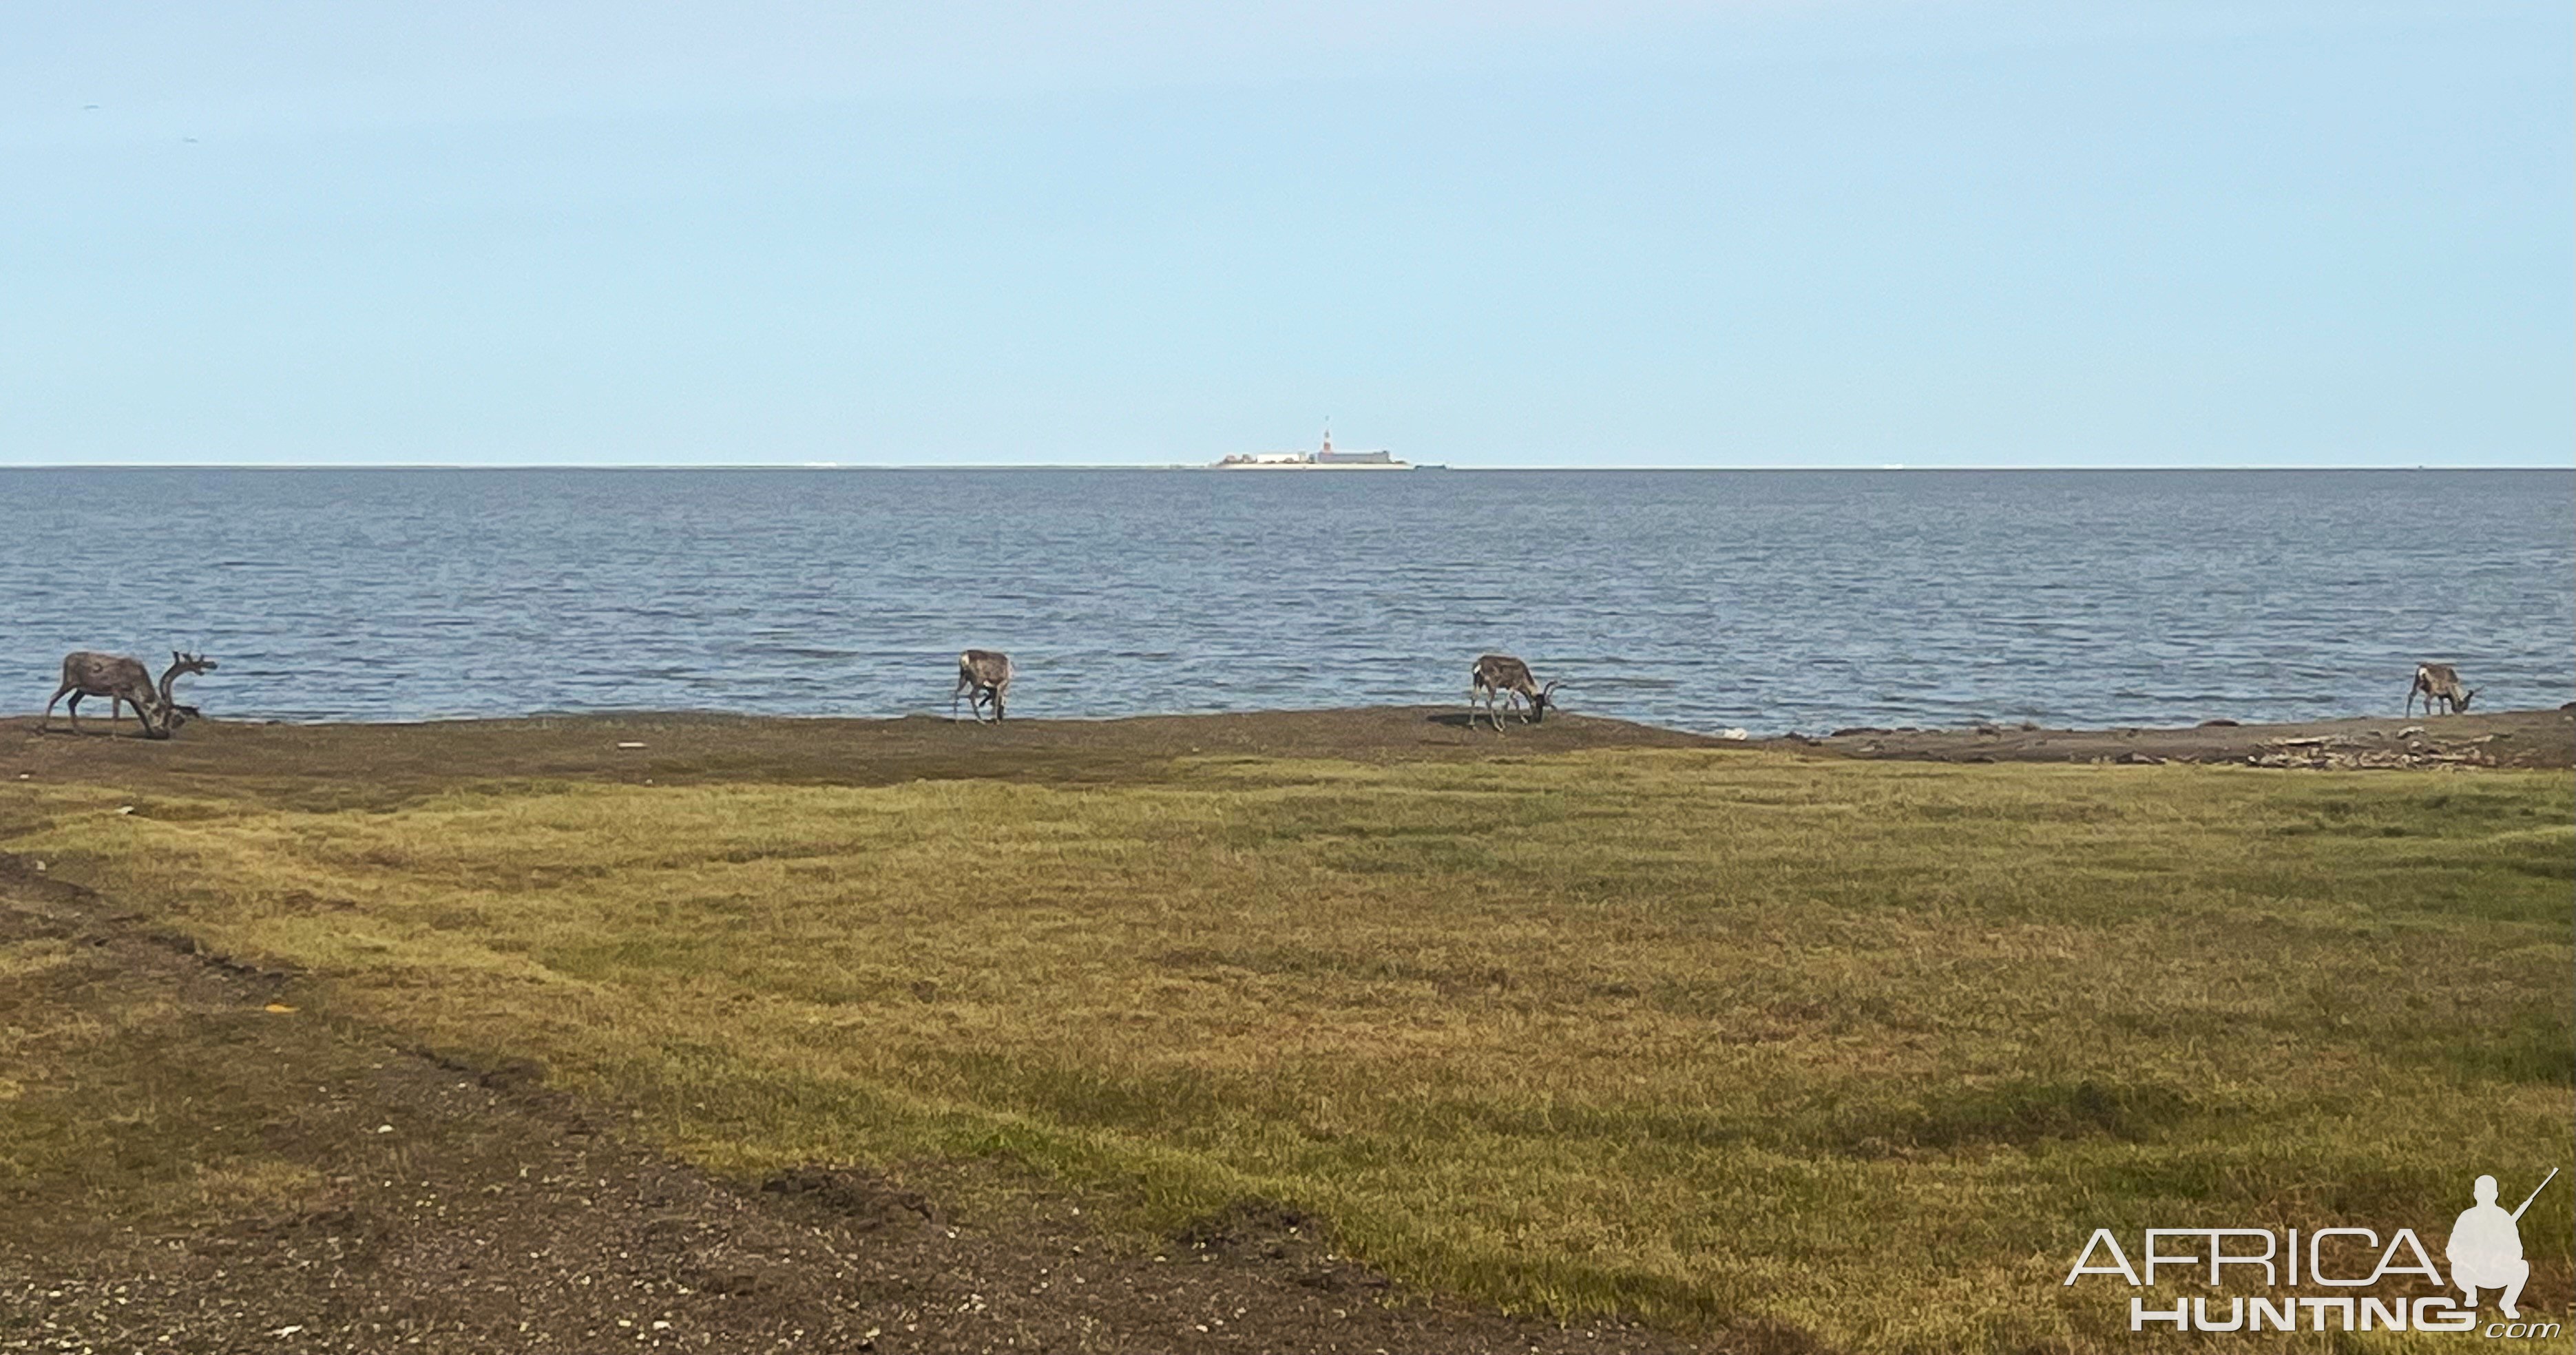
[3,468,2568,733]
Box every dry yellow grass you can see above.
[7,742,2569,1352]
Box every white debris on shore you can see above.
[2242,731,2509,770]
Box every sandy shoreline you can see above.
[1765,704,2575,770]
[10,703,2569,783]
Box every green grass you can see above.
[8,748,2569,1352]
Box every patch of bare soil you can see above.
[1769,706,2575,770]
[2,706,1714,813]
[0,863,1747,1355]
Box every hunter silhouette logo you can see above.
[2450,1168,2555,1319]
[2062,1167,2565,1336]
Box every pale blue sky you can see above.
[3,3,2568,467]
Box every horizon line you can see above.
[1,462,2566,473]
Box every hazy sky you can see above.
[4,3,2568,467]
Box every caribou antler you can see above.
[156,652,218,732]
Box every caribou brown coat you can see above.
[2407,662,2477,716]
[953,649,1013,723]
[43,651,168,737]
[1469,653,1560,733]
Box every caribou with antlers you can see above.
[1469,653,1561,733]
[39,650,216,738]
[952,649,1013,723]
[2406,662,2478,717]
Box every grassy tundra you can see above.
[2,713,2568,1352]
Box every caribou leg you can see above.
[41,684,73,732]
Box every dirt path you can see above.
[0,861,1748,1355]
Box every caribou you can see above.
[43,652,174,737]
[952,649,1013,723]
[1469,653,1561,733]
[2406,662,2477,717]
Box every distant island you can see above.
[1215,428,1417,470]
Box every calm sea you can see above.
[4,468,2568,734]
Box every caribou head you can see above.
[156,652,218,731]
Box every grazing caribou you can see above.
[1469,653,1561,733]
[43,651,172,737]
[952,649,1013,723]
[2407,662,2478,717]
